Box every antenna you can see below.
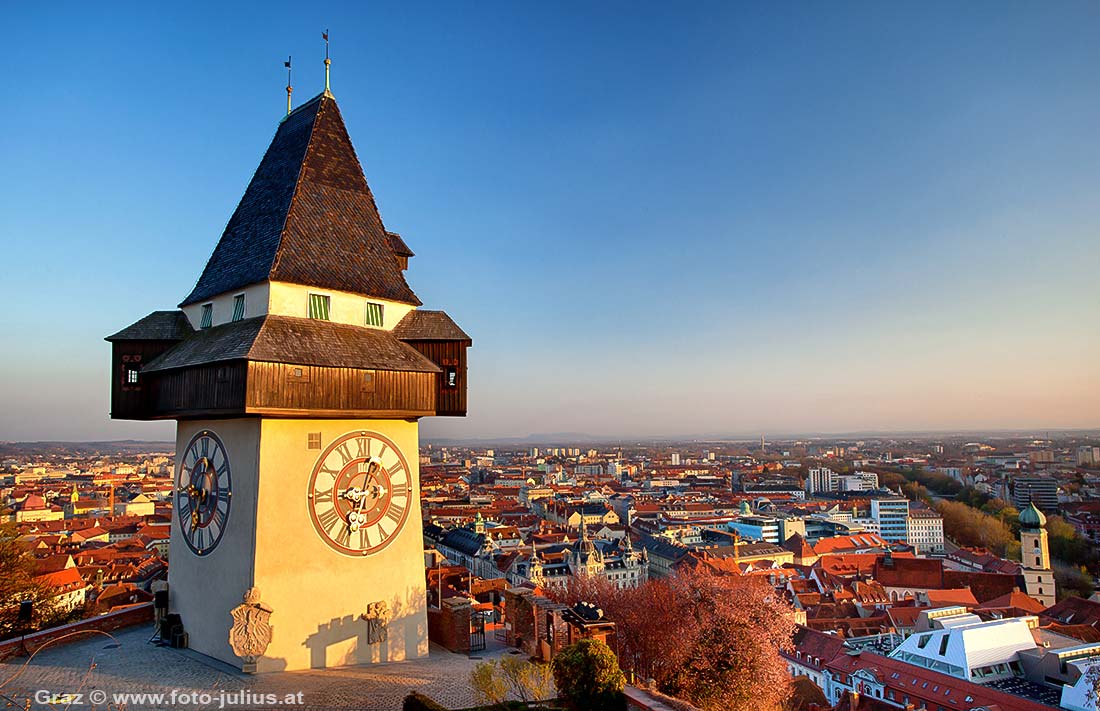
[284,56,293,116]
[322,29,331,94]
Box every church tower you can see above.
[1019,503,1055,607]
[105,88,470,672]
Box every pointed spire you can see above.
[180,94,421,308]
[284,56,293,116]
[322,29,332,96]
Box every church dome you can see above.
[1019,502,1047,529]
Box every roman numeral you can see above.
[335,525,351,548]
[386,501,406,525]
[200,437,210,457]
[178,496,192,522]
[377,442,389,460]
[335,442,353,465]
[317,466,339,489]
[313,489,332,506]
[390,481,409,500]
[358,526,369,550]
[317,507,341,532]
[387,462,405,479]
[193,526,206,552]
[356,437,370,458]
[213,504,228,532]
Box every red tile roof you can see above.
[826,650,1051,711]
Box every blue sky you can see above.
[1,1,1097,441]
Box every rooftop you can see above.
[180,93,419,308]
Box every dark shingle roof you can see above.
[106,311,194,342]
[638,535,690,563]
[180,93,420,307]
[387,231,414,258]
[143,315,440,373]
[392,310,471,342]
[440,527,487,557]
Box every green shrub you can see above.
[551,639,626,711]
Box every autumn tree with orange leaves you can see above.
[550,566,796,711]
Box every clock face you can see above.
[307,430,412,556]
[176,430,232,556]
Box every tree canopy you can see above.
[551,567,795,711]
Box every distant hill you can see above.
[0,440,175,457]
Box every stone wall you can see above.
[426,598,471,654]
[502,587,568,661]
[0,603,154,659]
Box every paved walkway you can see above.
[0,625,522,711]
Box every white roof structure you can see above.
[890,613,1039,682]
[1059,655,1100,711]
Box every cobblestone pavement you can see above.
[0,625,525,711]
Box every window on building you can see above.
[938,634,950,656]
[125,366,139,385]
[200,303,213,329]
[308,293,331,320]
[232,293,246,322]
[365,302,384,327]
[445,366,458,388]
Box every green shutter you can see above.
[309,294,331,320]
[200,304,212,329]
[365,302,384,327]
[232,294,246,321]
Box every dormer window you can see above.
[200,303,213,329]
[232,293,246,322]
[365,302,384,327]
[308,293,331,320]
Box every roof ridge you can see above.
[269,94,326,280]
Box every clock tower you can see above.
[1019,502,1055,607]
[105,88,470,672]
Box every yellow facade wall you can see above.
[267,281,416,330]
[169,417,428,672]
[182,280,416,332]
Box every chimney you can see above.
[849,691,860,711]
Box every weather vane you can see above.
[323,29,331,94]
[284,56,293,116]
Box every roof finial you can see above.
[284,56,293,116]
[322,29,332,95]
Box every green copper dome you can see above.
[1019,502,1047,529]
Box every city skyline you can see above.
[2,1,1098,441]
